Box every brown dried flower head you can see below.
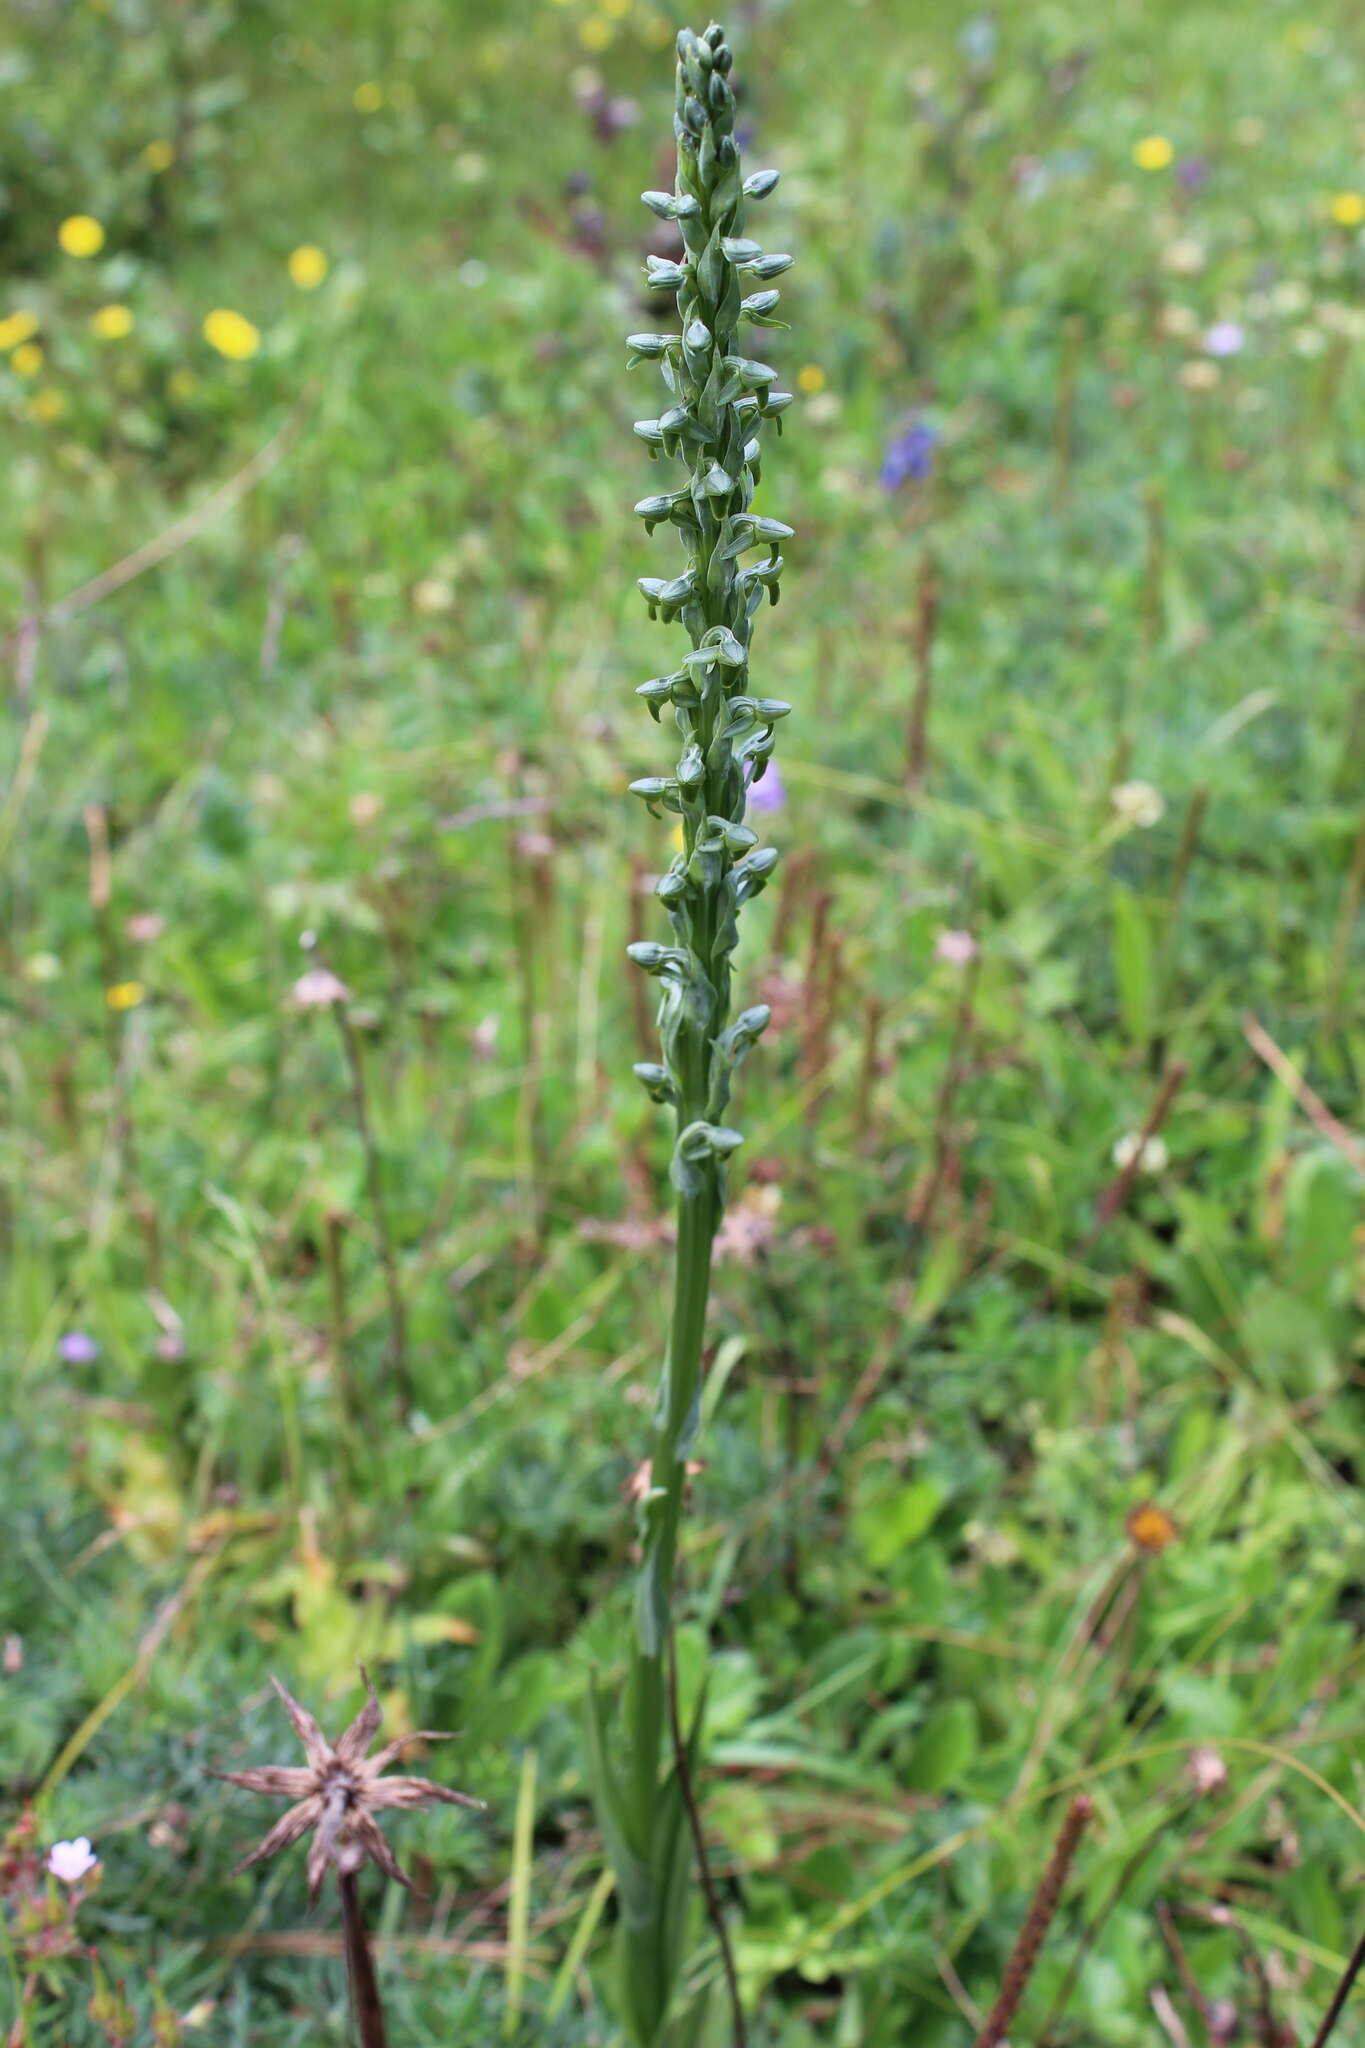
[212,1668,483,1902]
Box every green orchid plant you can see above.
[587,21,795,2045]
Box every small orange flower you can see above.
[1126,1501,1178,1554]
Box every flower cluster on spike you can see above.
[626,21,794,1206]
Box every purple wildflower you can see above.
[745,759,786,814]
[58,1331,99,1365]
[1176,156,1210,190]
[1203,320,1244,357]
[48,1838,98,1884]
[880,421,938,492]
[934,928,978,967]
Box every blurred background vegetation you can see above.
[3,0,1364,2040]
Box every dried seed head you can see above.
[211,1666,484,1902]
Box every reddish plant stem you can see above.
[1156,1899,1215,2037]
[1309,1920,1365,2048]
[913,949,980,1235]
[1094,1061,1187,1231]
[339,1872,388,2048]
[974,1796,1094,2048]
[854,996,884,1145]
[906,548,938,789]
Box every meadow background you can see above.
[3,0,1365,2040]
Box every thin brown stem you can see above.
[1156,1899,1214,2039]
[1093,1061,1186,1231]
[1054,315,1082,513]
[854,996,884,1146]
[906,548,938,789]
[1037,1792,1196,2046]
[339,1871,389,2048]
[334,1005,411,1419]
[666,1635,747,2048]
[1043,1061,1184,1315]
[973,1796,1094,2048]
[1242,1013,1365,1175]
[1309,1920,1365,2048]
[912,949,980,1235]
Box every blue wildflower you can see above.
[746,759,786,814]
[880,421,938,492]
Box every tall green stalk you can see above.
[587,22,794,2045]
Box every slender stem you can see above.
[667,1632,747,2047]
[1038,1792,1198,2044]
[334,1003,411,1419]
[1309,1920,1365,2048]
[324,1209,358,1524]
[905,547,937,789]
[339,1872,388,2048]
[1155,1899,1214,2039]
[974,1796,1094,2048]
[628,1184,715,1834]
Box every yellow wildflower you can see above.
[168,368,197,400]
[1132,136,1174,172]
[1329,191,1365,227]
[353,80,383,112]
[143,140,175,172]
[579,15,612,49]
[28,388,67,423]
[0,310,39,351]
[796,364,827,395]
[91,304,134,340]
[11,342,43,377]
[59,214,105,257]
[202,308,260,360]
[106,981,146,1011]
[288,244,328,289]
[601,0,632,14]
